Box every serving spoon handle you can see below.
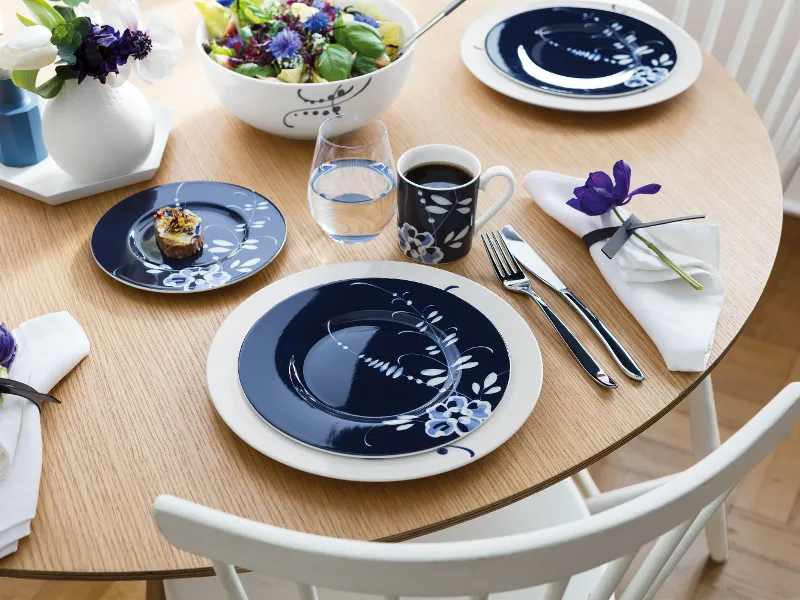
[396,0,470,59]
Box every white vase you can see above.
[42,79,155,182]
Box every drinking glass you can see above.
[308,114,397,244]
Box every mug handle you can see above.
[474,166,516,233]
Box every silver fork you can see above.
[481,232,617,389]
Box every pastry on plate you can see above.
[154,206,204,259]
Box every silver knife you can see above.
[501,225,645,381]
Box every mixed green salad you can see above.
[196,0,403,83]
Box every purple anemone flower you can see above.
[354,13,380,28]
[567,160,662,216]
[303,10,331,32]
[269,29,303,60]
[72,22,128,84]
[0,323,16,370]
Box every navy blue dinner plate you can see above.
[485,6,678,98]
[238,278,511,457]
[91,182,287,293]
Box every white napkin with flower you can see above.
[0,312,90,559]
[523,171,725,372]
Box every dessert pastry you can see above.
[154,206,203,259]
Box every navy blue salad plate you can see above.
[91,181,287,293]
[238,278,511,457]
[485,6,678,98]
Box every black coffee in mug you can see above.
[396,145,515,265]
[404,162,475,190]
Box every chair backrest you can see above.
[153,383,800,600]
[654,0,800,186]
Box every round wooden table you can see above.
[0,0,784,582]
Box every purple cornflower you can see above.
[303,10,331,32]
[269,28,302,60]
[72,22,128,84]
[225,34,244,52]
[567,160,661,216]
[354,13,380,28]
[0,323,16,370]
[217,0,235,5]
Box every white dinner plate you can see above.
[207,261,543,482]
[461,0,702,112]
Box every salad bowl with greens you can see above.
[195,0,417,139]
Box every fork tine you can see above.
[495,232,522,275]
[481,233,506,279]
[489,231,515,275]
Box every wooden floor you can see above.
[2,217,800,600]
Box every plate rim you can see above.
[237,276,513,459]
[90,180,288,294]
[484,6,678,99]
[461,0,702,113]
[207,261,544,482]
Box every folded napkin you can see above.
[523,171,725,372]
[0,312,90,559]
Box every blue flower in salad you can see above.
[354,13,380,28]
[303,10,330,32]
[269,29,303,60]
[216,0,235,6]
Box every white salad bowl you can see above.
[196,0,418,140]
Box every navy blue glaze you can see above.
[485,7,677,98]
[238,278,511,457]
[91,181,286,292]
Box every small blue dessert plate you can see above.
[91,181,287,293]
[485,6,678,98]
[238,277,511,458]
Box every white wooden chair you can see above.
[661,0,800,189]
[154,383,800,600]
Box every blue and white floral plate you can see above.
[207,261,543,481]
[91,181,287,293]
[239,278,510,458]
[461,0,702,112]
[485,6,677,98]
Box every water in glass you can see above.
[308,115,397,244]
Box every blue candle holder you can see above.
[0,75,48,168]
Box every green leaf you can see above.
[240,25,253,46]
[35,75,64,98]
[71,17,90,39]
[316,43,353,82]
[63,0,89,7]
[337,21,384,58]
[21,0,66,29]
[55,65,79,80]
[17,12,38,26]
[54,5,76,21]
[11,69,64,98]
[234,63,277,78]
[353,54,377,75]
[210,41,236,57]
[11,70,39,93]
[238,0,273,24]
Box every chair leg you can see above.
[687,376,729,562]
[146,580,166,600]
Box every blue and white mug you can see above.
[396,144,515,264]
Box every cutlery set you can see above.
[482,227,644,388]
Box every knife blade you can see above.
[501,225,645,381]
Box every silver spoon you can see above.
[396,0,470,59]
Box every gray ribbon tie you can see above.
[582,215,706,258]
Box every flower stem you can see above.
[612,208,704,291]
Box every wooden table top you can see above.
[0,0,784,580]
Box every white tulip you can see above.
[0,26,58,71]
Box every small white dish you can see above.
[0,104,173,205]
[207,261,543,482]
[461,0,702,112]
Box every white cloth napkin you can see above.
[522,171,725,372]
[0,312,90,558]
